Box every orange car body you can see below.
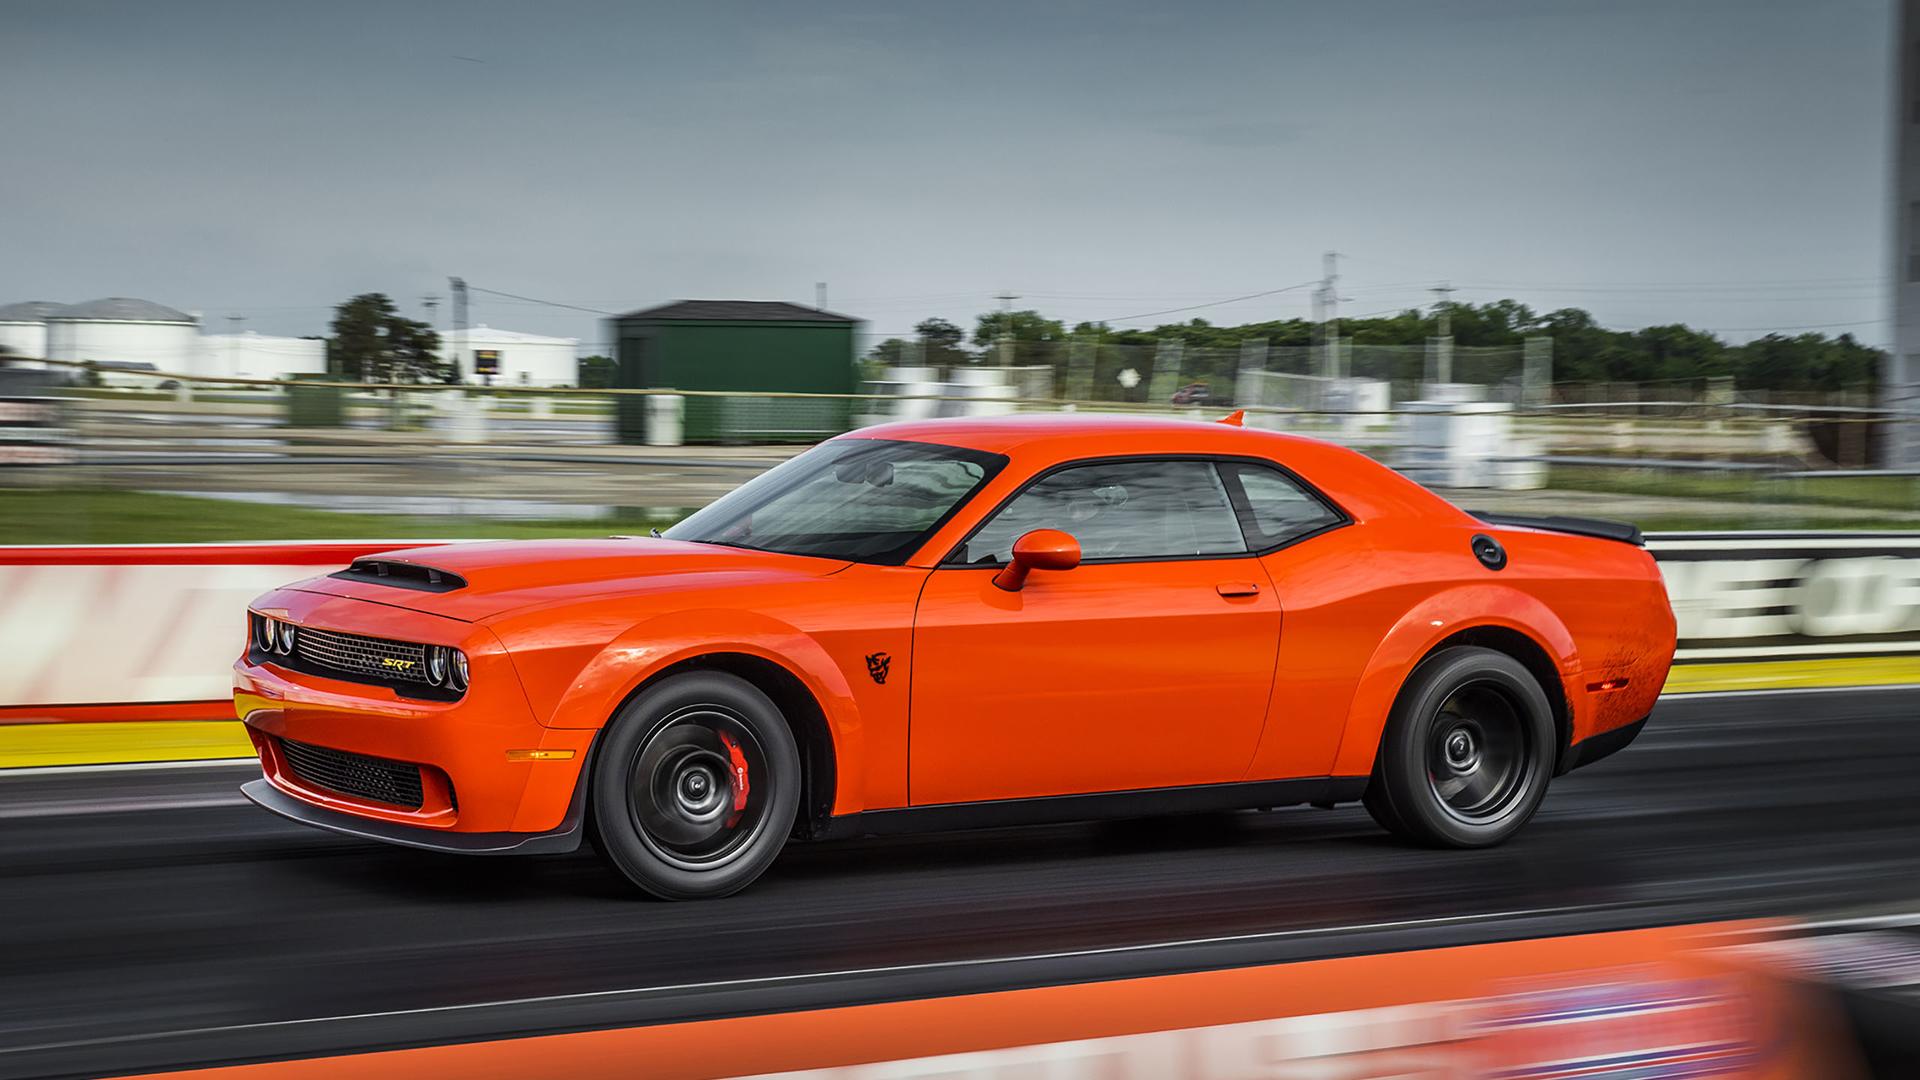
[235,416,1675,851]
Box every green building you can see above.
[610,300,860,444]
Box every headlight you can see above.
[426,645,449,685]
[450,649,469,692]
[255,615,278,653]
[276,621,296,654]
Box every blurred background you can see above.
[0,0,1913,541]
[4,2,1919,1078]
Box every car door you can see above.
[909,457,1282,805]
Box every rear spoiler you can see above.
[1468,511,1644,547]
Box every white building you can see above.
[44,298,199,377]
[443,325,579,386]
[195,331,327,380]
[0,301,62,366]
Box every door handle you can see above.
[1215,581,1261,598]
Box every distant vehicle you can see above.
[1171,382,1210,405]
[236,415,1675,899]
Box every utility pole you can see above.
[1430,282,1457,385]
[994,290,1018,367]
[226,314,245,380]
[1316,252,1342,378]
[422,294,441,380]
[449,277,470,385]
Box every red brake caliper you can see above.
[718,730,750,828]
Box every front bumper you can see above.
[241,777,586,854]
[235,587,593,839]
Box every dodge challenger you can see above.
[235,414,1676,899]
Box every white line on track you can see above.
[0,793,248,819]
[1661,683,1920,701]
[0,903,1608,1057]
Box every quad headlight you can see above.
[426,645,470,692]
[249,613,296,655]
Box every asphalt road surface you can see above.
[3,687,1917,1079]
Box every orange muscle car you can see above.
[236,415,1675,898]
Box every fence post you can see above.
[1065,337,1096,401]
[1148,339,1184,404]
[1522,336,1553,408]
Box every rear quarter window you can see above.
[1219,461,1345,549]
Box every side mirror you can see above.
[993,529,1081,591]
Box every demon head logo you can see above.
[865,651,891,685]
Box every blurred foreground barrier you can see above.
[113,921,1884,1079]
[0,533,1914,766]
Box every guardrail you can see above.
[0,532,1913,730]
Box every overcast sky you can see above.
[0,0,1897,348]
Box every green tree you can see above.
[577,354,616,389]
[972,309,1065,348]
[328,293,448,383]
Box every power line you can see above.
[1095,280,1320,325]
[464,284,616,316]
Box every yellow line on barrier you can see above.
[1662,656,1920,695]
[0,657,1915,769]
[0,721,252,769]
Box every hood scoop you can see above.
[329,558,468,593]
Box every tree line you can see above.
[865,301,1885,392]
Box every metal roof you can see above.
[614,300,858,323]
[50,297,196,323]
[0,301,67,323]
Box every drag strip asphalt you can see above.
[2,687,1916,1078]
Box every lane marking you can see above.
[0,758,255,778]
[0,903,1612,1057]
[0,720,253,769]
[1662,656,1920,694]
[0,793,248,820]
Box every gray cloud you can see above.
[0,0,1894,347]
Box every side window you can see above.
[1219,461,1343,548]
[954,459,1248,564]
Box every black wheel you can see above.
[1363,646,1555,848]
[590,672,800,899]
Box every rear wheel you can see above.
[591,671,800,899]
[1363,646,1555,848]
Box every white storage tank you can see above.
[0,301,62,368]
[443,325,579,386]
[45,298,199,377]
[195,332,328,380]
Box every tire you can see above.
[590,671,801,899]
[1363,646,1555,848]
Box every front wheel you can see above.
[590,671,800,899]
[1363,646,1555,848]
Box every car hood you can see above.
[287,537,848,622]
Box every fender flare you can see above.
[542,607,866,815]
[1329,584,1580,778]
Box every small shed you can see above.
[610,300,859,443]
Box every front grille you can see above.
[294,626,430,685]
[279,738,424,809]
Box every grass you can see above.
[0,489,684,545]
[1547,465,1920,514]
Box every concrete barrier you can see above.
[0,533,1914,767]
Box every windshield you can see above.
[664,439,1007,564]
